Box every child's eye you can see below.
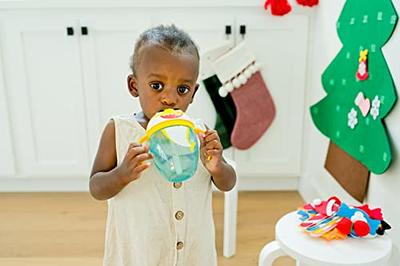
[150,82,164,91]
[177,86,190,95]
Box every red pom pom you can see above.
[336,218,352,235]
[264,0,292,16]
[296,0,319,7]
[353,221,370,237]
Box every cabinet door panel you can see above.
[2,14,90,177]
[79,13,151,157]
[0,55,15,177]
[233,14,309,176]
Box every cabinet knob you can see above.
[225,25,232,35]
[66,27,74,36]
[240,25,246,35]
[81,26,88,36]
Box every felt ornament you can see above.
[320,228,347,240]
[376,220,391,235]
[336,203,381,237]
[336,217,352,235]
[211,42,276,150]
[356,49,369,81]
[353,220,370,237]
[297,197,391,240]
[356,204,383,220]
[296,0,319,7]
[264,0,292,16]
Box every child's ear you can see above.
[190,84,200,103]
[127,74,139,97]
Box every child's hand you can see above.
[199,128,223,175]
[117,143,153,184]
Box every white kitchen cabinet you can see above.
[1,14,90,178]
[0,3,311,190]
[0,10,150,178]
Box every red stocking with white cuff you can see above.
[213,43,276,150]
[230,70,275,149]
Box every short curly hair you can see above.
[130,24,199,76]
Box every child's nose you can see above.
[160,92,177,107]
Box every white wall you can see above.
[300,0,400,264]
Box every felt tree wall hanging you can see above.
[310,0,398,202]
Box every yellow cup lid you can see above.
[139,109,204,143]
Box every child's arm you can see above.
[89,120,152,200]
[199,129,236,191]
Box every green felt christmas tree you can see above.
[311,0,398,175]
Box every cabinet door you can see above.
[233,13,310,177]
[0,55,15,177]
[152,8,235,129]
[1,13,90,177]
[78,13,151,157]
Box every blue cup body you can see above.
[148,125,199,182]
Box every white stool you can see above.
[258,211,393,266]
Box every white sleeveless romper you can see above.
[103,114,217,266]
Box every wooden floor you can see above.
[0,191,303,266]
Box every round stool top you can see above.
[276,211,392,266]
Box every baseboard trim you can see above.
[0,176,299,192]
[0,177,90,192]
[298,175,320,202]
[238,176,298,191]
[297,175,322,202]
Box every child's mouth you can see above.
[159,107,180,112]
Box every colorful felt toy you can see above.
[297,196,390,240]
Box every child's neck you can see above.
[134,111,149,129]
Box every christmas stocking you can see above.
[212,42,276,150]
[200,42,237,149]
[264,0,292,16]
[202,75,236,149]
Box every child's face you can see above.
[128,44,199,122]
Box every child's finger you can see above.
[201,150,212,161]
[198,132,206,147]
[128,142,141,151]
[127,145,147,159]
[132,153,153,165]
[133,162,151,175]
[204,133,220,143]
[206,149,221,158]
[205,140,222,150]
